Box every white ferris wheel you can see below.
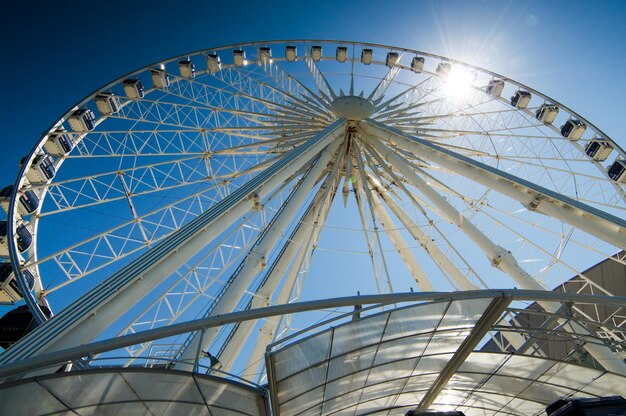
[0,40,625,399]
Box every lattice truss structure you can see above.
[1,41,625,383]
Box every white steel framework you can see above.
[1,41,625,395]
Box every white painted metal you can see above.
[220,143,349,372]
[177,128,345,368]
[219,198,325,372]
[1,289,624,381]
[0,120,345,365]
[362,120,626,250]
[362,129,626,375]
[370,190,434,291]
[3,40,625,385]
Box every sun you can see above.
[442,65,476,98]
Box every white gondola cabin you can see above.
[178,58,195,79]
[123,79,144,98]
[206,53,221,73]
[311,45,322,62]
[0,220,32,255]
[44,129,74,156]
[584,140,613,161]
[285,46,297,62]
[436,62,451,77]
[386,52,399,67]
[0,263,34,304]
[560,119,586,141]
[510,90,531,109]
[486,80,505,98]
[607,160,626,183]
[0,186,39,216]
[233,49,246,67]
[336,46,348,63]
[23,154,55,184]
[259,47,272,64]
[535,104,559,124]
[361,48,373,65]
[95,93,120,115]
[68,109,95,132]
[150,67,170,89]
[411,56,425,73]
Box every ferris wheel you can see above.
[0,40,625,379]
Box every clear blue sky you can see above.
[1,0,625,190]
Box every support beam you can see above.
[418,296,512,409]
[362,129,626,375]
[515,302,572,355]
[364,163,479,291]
[176,127,345,368]
[1,290,623,382]
[218,204,320,372]
[361,120,626,250]
[362,132,539,287]
[221,151,345,372]
[0,119,346,366]
[369,190,434,291]
[352,140,393,293]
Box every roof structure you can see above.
[1,289,624,415]
[266,295,626,415]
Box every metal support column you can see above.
[418,296,512,409]
[0,120,346,366]
[361,120,626,250]
[176,125,345,368]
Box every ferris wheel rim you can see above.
[2,39,624,368]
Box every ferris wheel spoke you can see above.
[350,153,389,294]
[0,120,347,367]
[369,187,433,291]
[154,79,327,127]
[368,57,404,104]
[176,133,345,368]
[302,47,337,104]
[469,200,620,296]
[409,99,585,172]
[361,140,487,290]
[252,167,342,378]
[234,155,345,377]
[70,130,206,158]
[36,192,224,293]
[31,160,278,291]
[213,175,334,372]
[121,191,289,362]
[32,151,272,214]
[364,128,574,287]
[213,66,330,118]
[153,96,317,126]
[168,73,289,117]
[373,74,441,114]
[473,197,625,280]
[111,97,284,131]
[164,74,238,109]
[360,135,626,372]
[241,91,333,122]
[256,60,334,115]
[167,74,332,131]
[68,127,287,157]
[423,148,625,212]
[363,120,626,250]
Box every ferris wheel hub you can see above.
[330,95,374,120]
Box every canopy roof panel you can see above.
[267,295,626,416]
[0,368,268,416]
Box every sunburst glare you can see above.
[442,65,477,98]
